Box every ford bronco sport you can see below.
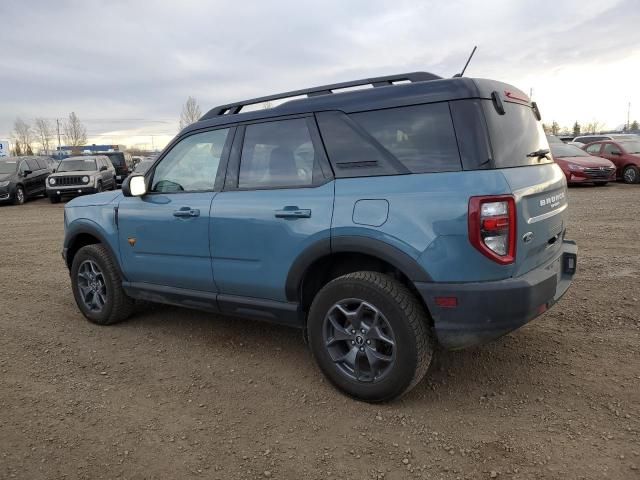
[62,72,577,402]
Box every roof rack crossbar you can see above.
[201,71,441,120]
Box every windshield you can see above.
[551,144,587,158]
[620,141,640,154]
[0,161,18,174]
[58,158,97,172]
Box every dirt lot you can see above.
[0,185,638,480]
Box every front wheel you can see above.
[13,186,25,205]
[623,166,640,184]
[71,244,135,325]
[308,271,433,402]
[96,181,103,193]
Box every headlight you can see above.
[82,176,89,183]
[0,181,9,187]
[568,163,584,171]
[49,177,56,185]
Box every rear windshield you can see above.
[620,141,640,154]
[483,101,552,168]
[104,152,125,166]
[58,159,97,172]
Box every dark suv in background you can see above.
[101,152,132,186]
[0,156,52,205]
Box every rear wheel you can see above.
[623,166,640,184]
[71,244,135,325]
[308,271,433,402]
[13,186,25,205]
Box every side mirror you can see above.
[52,169,56,173]
[122,175,147,197]
[100,165,108,172]
[23,169,32,176]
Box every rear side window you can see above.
[482,100,552,168]
[238,118,317,189]
[350,103,462,174]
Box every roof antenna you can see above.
[453,46,477,78]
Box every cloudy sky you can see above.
[1,0,639,150]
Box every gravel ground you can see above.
[0,184,638,480]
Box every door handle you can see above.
[275,207,312,219]
[173,207,200,218]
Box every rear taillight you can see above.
[468,195,516,265]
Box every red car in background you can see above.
[583,139,640,184]
[550,143,616,186]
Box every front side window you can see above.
[350,103,462,173]
[239,118,315,189]
[585,143,602,154]
[26,158,40,171]
[603,143,621,155]
[152,128,229,193]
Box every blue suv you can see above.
[62,72,577,402]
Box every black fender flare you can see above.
[64,222,126,280]
[285,236,432,302]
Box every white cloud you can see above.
[0,0,638,146]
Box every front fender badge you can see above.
[128,237,136,247]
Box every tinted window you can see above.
[585,143,602,154]
[482,101,551,168]
[105,152,125,166]
[603,144,621,155]
[152,128,229,193]
[26,158,40,171]
[239,118,315,189]
[36,158,49,170]
[350,103,462,173]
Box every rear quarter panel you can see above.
[332,171,516,282]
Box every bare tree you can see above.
[63,112,87,146]
[582,120,605,134]
[12,117,33,155]
[179,96,202,129]
[34,118,55,154]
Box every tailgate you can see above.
[501,163,568,276]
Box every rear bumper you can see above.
[415,239,577,350]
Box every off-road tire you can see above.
[70,244,135,325]
[308,271,433,402]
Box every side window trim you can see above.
[146,126,236,195]
[223,115,331,192]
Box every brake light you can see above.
[468,195,516,265]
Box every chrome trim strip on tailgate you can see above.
[527,203,568,224]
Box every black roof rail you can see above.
[200,71,442,120]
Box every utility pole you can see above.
[628,102,631,131]
[56,119,62,152]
